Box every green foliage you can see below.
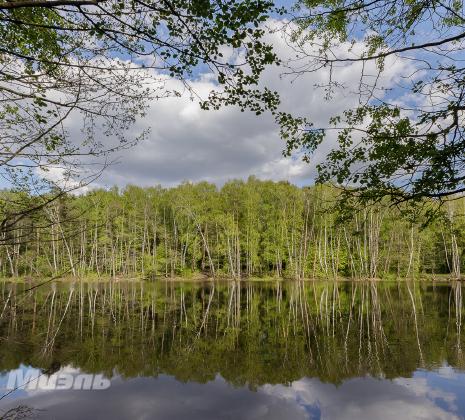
[286,0,465,205]
[0,179,464,279]
[0,0,289,212]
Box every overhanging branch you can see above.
[0,0,105,9]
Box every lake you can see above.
[0,280,464,419]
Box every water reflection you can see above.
[0,280,464,419]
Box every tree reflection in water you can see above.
[0,280,463,384]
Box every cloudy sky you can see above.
[2,367,464,419]
[62,19,411,190]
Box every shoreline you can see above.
[0,274,462,283]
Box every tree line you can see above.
[1,0,465,243]
[1,178,464,279]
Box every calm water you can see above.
[0,280,464,419]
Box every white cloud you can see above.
[60,19,415,190]
[35,166,93,195]
[2,371,463,420]
[261,375,461,420]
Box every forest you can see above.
[1,178,464,280]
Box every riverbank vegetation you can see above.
[1,178,464,280]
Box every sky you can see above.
[57,19,411,191]
[2,366,464,419]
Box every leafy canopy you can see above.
[284,0,465,208]
[0,0,284,226]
